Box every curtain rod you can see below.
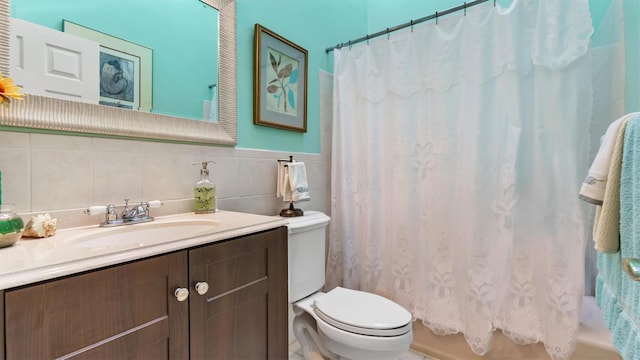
[325,0,491,53]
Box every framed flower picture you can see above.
[253,24,307,132]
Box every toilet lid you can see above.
[313,287,412,337]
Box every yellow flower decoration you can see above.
[0,72,25,107]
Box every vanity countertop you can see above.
[0,210,289,290]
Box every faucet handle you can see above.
[139,200,162,218]
[106,205,117,222]
[147,200,163,209]
[84,204,119,225]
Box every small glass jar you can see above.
[0,204,24,248]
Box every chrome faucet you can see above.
[84,199,162,227]
[120,199,142,221]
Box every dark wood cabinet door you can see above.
[189,227,288,360]
[4,252,189,360]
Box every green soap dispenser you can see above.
[194,161,216,213]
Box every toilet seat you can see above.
[312,287,412,337]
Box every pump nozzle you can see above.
[193,161,216,175]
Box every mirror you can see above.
[11,0,219,122]
[0,0,237,145]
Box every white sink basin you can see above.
[72,220,221,250]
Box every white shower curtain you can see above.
[327,1,594,359]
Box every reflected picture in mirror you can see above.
[62,20,151,112]
[99,52,137,109]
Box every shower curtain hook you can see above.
[366,34,370,45]
[348,40,352,50]
[464,2,467,16]
[387,28,390,39]
[494,0,496,7]
[410,19,414,32]
[435,11,439,25]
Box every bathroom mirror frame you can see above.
[0,0,237,145]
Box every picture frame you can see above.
[63,20,153,112]
[253,24,307,132]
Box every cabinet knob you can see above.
[174,288,190,302]
[195,281,210,295]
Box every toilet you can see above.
[287,211,413,360]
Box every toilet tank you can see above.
[287,211,331,303]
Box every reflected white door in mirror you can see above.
[11,19,99,104]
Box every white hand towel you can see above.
[277,161,293,202]
[580,113,639,204]
[288,162,310,202]
[277,161,285,198]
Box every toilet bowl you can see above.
[287,211,413,360]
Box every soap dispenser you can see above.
[193,161,216,213]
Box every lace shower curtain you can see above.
[327,1,594,359]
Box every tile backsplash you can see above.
[0,131,330,229]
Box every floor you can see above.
[288,341,438,360]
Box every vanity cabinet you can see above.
[4,251,189,359]
[189,227,288,359]
[2,226,287,360]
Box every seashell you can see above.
[22,213,57,238]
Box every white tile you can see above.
[0,131,30,148]
[176,156,204,199]
[182,142,236,157]
[31,148,93,211]
[305,160,330,191]
[92,137,145,153]
[141,154,183,200]
[93,153,142,205]
[30,133,92,150]
[221,194,282,216]
[189,155,238,199]
[235,158,277,197]
[0,147,30,212]
[138,140,184,156]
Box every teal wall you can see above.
[625,0,640,112]
[235,0,366,152]
[11,0,218,121]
